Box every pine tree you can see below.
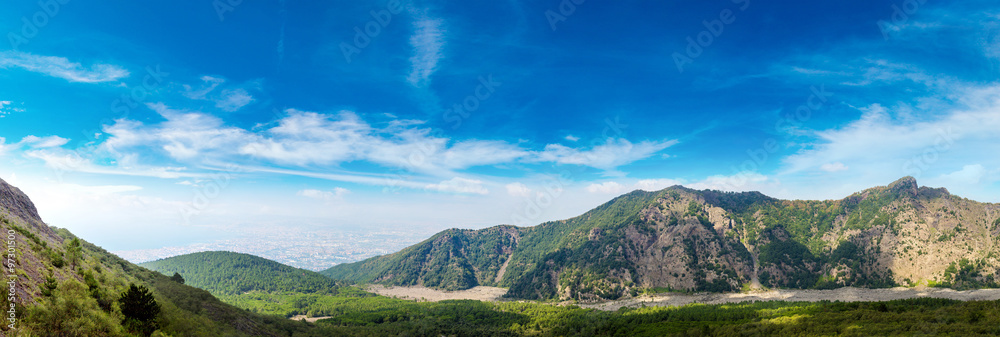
[119,284,160,336]
[170,272,185,284]
[65,238,82,268]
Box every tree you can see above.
[169,272,185,284]
[119,284,161,336]
[65,238,82,268]
[41,272,58,297]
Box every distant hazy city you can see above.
[114,228,434,271]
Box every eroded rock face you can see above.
[0,178,42,224]
[628,192,753,293]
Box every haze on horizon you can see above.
[0,1,998,267]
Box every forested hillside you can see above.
[322,225,520,290]
[325,177,1000,301]
[140,251,345,296]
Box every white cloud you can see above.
[781,85,1000,181]
[536,138,679,171]
[933,164,987,186]
[183,76,225,99]
[242,110,373,165]
[426,177,488,195]
[585,178,685,195]
[182,76,255,112]
[297,187,350,201]
[243,110,522,174]
[505,182,531,197]
[564,135,580,142]
[635,178,684,191]
[23,104,675,194]
[105,103,254,160]
[585,181,626,194]
[0,101,20,118]
[820,162,849,172]
[686,172,773,192]
[54,183,143,195]
[90,105,678,179]
[216,88,254,112]
[24,149,201,179]
[0,51,128,83]
[20,135,70,148]
[406,16,445,87]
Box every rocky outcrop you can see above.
[0,177,42,224]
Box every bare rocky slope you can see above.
[324,177,1000,301]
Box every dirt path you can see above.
[580,287,1000,311]
[289,315,334,322]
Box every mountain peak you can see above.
[889,176,918,189]
[0,177,42,224]
[886,176,921,197]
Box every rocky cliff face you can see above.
[326,177,1000,300]
[0,178,46,228]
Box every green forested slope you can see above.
[322,225,520,290]
[140,251,343,295]
[321,190,664,292]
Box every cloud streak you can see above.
[0,51,129,83]
[406,16,445,87]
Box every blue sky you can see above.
[1,0,999,253]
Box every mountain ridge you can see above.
[323,177,1000,300]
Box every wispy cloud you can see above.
[0,101,23,118]
[0,51,129,83]
[24,149,202,179]
[20,135,69,148]
[505,182,531,197]
[425,177,488,194]
[585,178,685,194]
[585,181,626,194]
[297,187,350,201]
[406,16,445,87]
[535,138,680,171]
[183,75,225,99]
[820,162,849,172]
[781,88,1000,176]
[215,88,255,112]
[182,76,256,112]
